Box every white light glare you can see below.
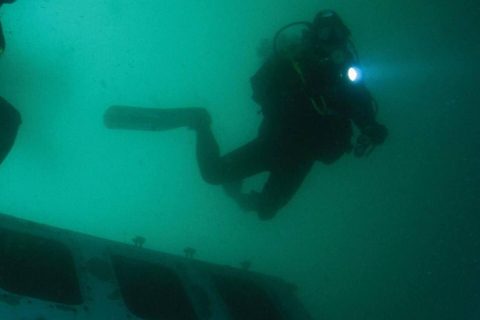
[348,67,361,82]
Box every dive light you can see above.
[347,66,361,82]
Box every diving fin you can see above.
[104,106,210,131]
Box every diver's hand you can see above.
[354,123,388,157]
[354,134,371,157]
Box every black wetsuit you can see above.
[194,47,384,220]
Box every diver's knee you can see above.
[201,170,224,185]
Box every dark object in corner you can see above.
[0,227,82,305]
[0,97,21,166]
[0,20,5,54]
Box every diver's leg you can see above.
[194,126,221,184]
[195,128,271,185]
[104,106,211,131]
[0,97,21,166]
[218,139,274,206]
[255,159,315,220]
[196,126,280,212]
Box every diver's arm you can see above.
[348,83,388,146]
[348,83,377,130]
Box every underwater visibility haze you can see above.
[0,0,479,319]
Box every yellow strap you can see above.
[292,61,306,85]
[292,60,327,115]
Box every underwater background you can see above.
[0,0,479,319]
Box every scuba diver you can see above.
[0,0,21,167]
[104,10,388,220]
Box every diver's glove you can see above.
[354,123,388,157]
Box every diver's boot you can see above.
[104,106,211,132]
